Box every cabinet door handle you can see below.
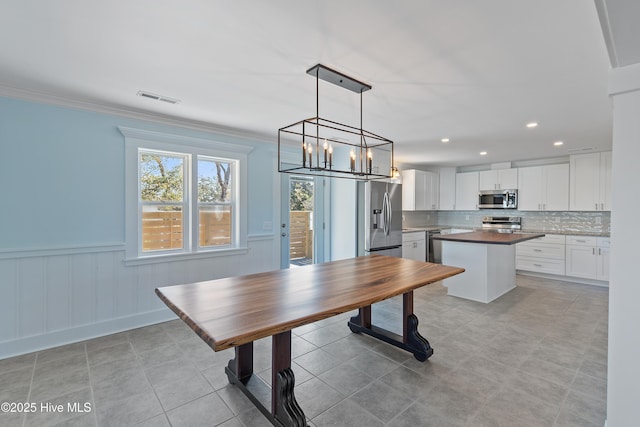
[576,239,586,243]
[533,249,542,252]
[601,203,604,210]
[533,263,542,267]
[543,204,546,210]
[599,248,602,255]
[595,203,598,210]
[592,248,595,255]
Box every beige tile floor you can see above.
[0,274,608,427]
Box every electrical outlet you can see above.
[465,215,470,221]
[595,216,602,225]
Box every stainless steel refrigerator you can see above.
[357,181,403,257]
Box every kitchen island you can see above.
[432,231,544,303]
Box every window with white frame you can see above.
[120,127,251,262]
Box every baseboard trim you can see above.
[517,270,609,287]
[0,308,176,360]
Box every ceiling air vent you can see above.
[137,91,179,105]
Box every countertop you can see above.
[402,226,609,237]
[431,231,546,245]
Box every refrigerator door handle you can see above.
[382,191,391,236]
[386,192,392,235]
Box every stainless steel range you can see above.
[481,216,522,233]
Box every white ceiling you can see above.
[0,0,613,167]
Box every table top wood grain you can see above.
[431,231,545,245]
[155,255,464,351]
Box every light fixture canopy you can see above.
[278,64,395,180]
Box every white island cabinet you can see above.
[433,231,544,303]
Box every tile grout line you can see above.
[84,342,99,427]
[21,352,37,427]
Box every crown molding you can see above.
[0,84,276,145]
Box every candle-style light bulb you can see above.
[367,149,373,173]
[308,144,312,168]
[350,149,356,172]
[328,145,333,168]
[323,139,328,167]
[302,141,306,167]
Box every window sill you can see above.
[123,246,249,266]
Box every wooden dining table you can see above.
[155,255,464,427]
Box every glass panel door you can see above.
[288,176,314,267]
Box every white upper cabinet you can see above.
[455,171,479,210]
[438,167,456,210]
[479,168,518,191]
[569,152,611,211]
[518,164,569,211]
[401,169,438,211]
[599,151,612,211]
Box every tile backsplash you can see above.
[403,210,610,235]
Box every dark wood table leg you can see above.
[403,291,433,361]
[226,342,254,384]
[272,331,307,427]
[347,292,433,361]
[225,334,307,427]
[348,305,371,332]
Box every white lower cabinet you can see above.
[516,234,566,275]
[517,234,609,283]
[597,239,610,281]
[565,236,610,281]
[402,231,426,261]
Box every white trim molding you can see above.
[0,236,279,360]
[120,126,253,262]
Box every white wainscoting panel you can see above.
[0,234,277,359]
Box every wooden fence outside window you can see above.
[142,210,231,251]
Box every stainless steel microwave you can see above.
[478,189,517,209]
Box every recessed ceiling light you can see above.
[526,122,538,128]
[553,141,564,146]
[441,138,450,143]
[480,151,488,156]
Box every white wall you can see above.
[606,64,640,426]
[0,96,281,358]
[329,179,357,260]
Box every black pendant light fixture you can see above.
[278,64,396,180]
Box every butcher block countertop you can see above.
[432,231,545,245]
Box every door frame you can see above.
[280,172,327,269]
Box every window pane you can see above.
[199,205,231,247]
[142,205,183,251]
[198,159,232,203]
[140,153,184,202]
